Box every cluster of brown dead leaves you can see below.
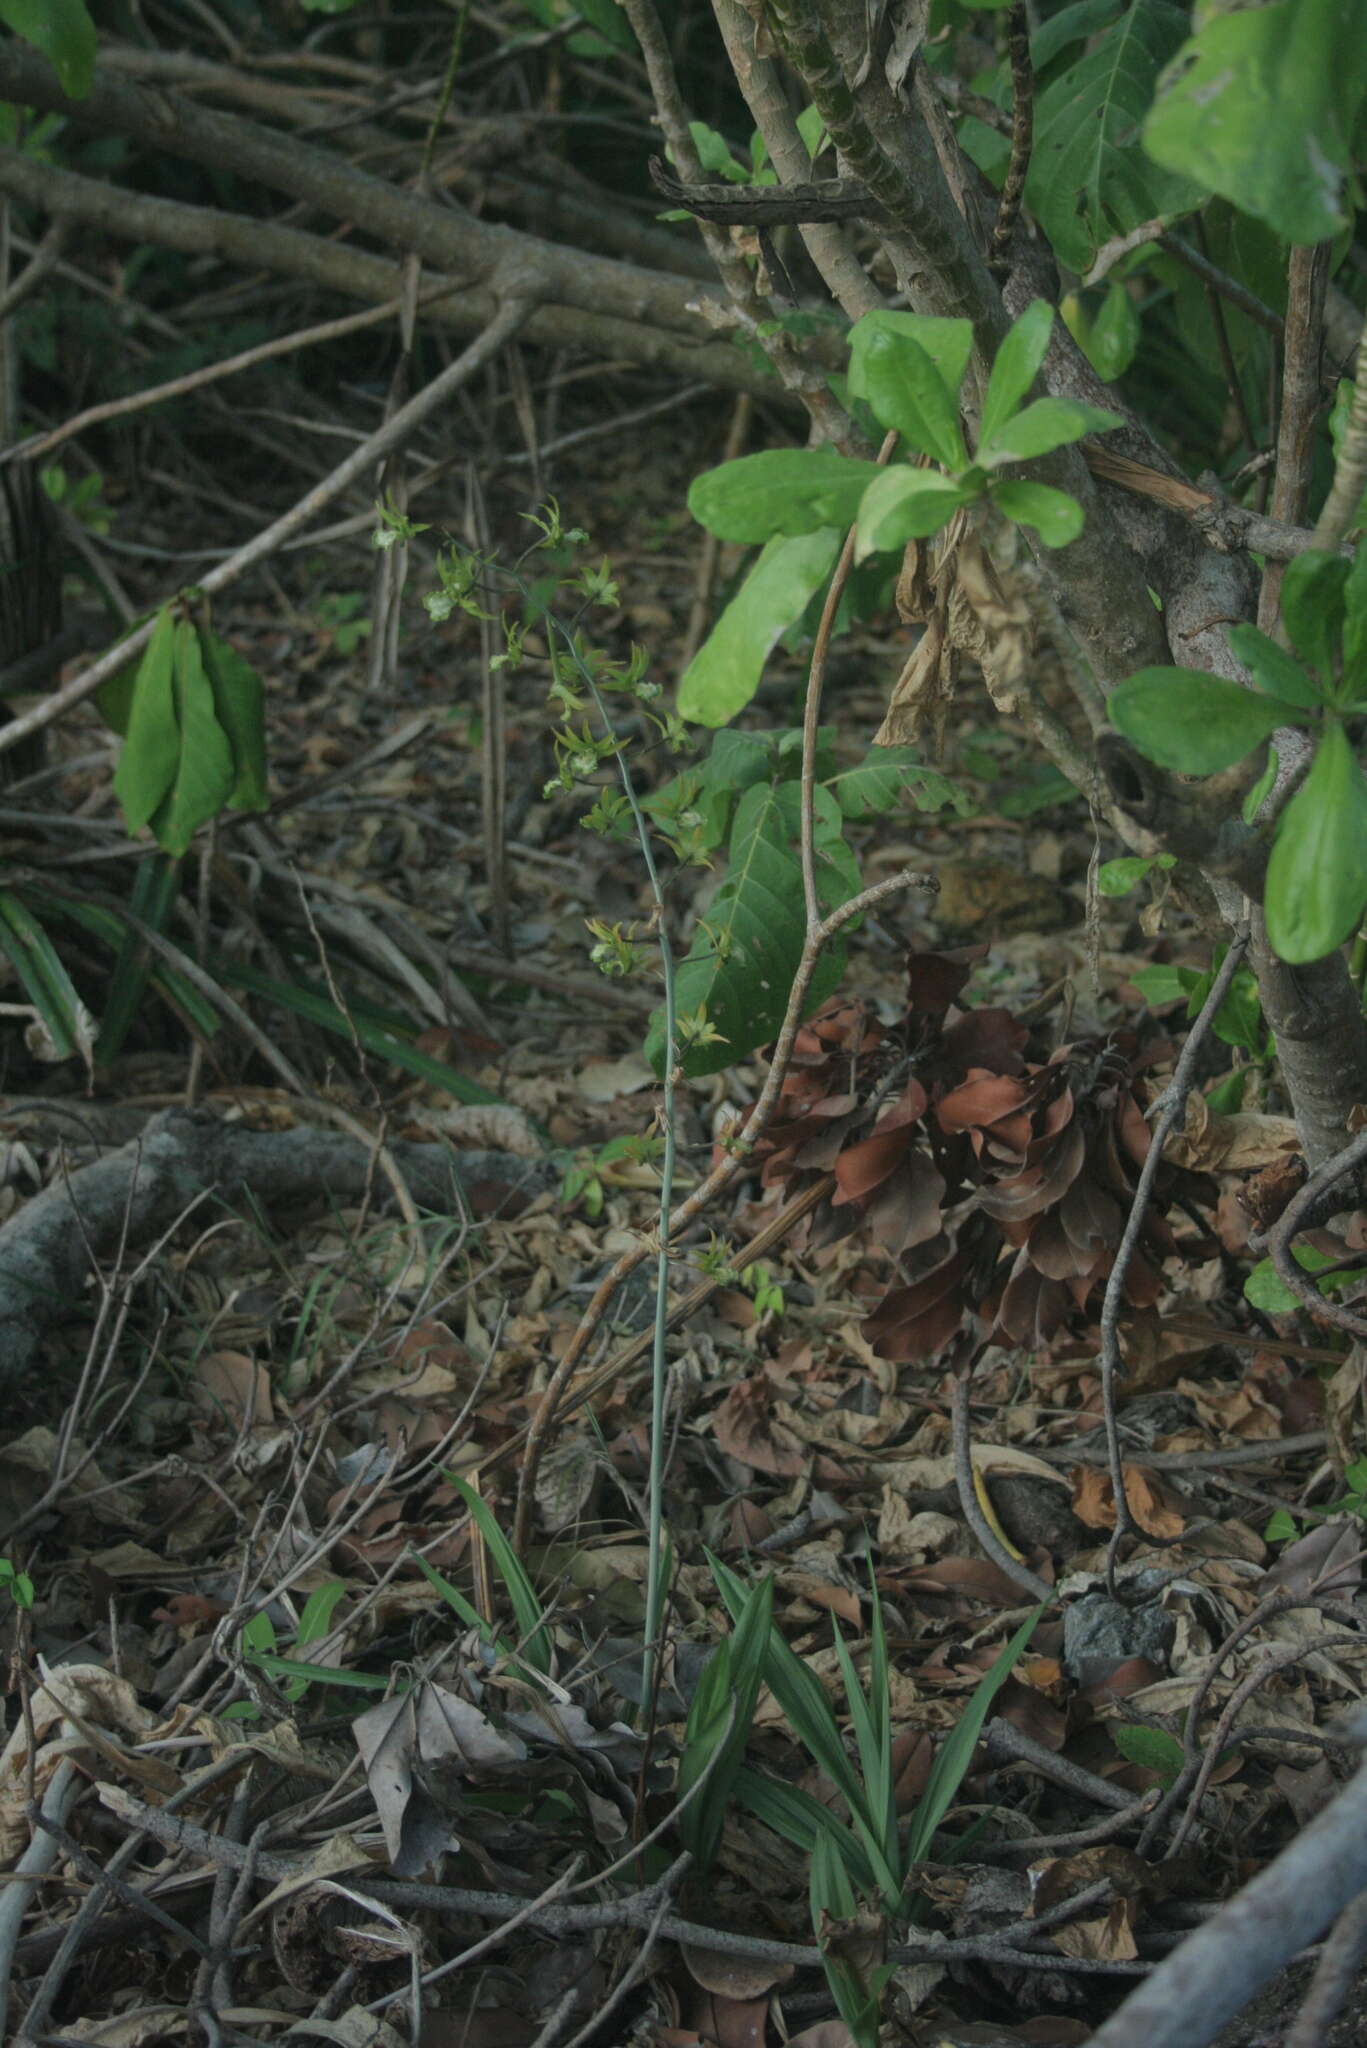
[760,948,1195,1366]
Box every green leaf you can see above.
[1227,624,1325,710]
[201,629,269,812]
[1143,0,1367,245]
[854,467,975,558]
[1108,668,1305,772]
[1131,962,1189,1007]
[148,622,236,856]
[906,1606,1042,1862]
[1097,855,1156,896]
[826,745,969,820]
[991,480,1085,548]
[1111,1724,1184,1785]
[0,0,96,98]
[1033,0,1124,72]
[412,1550,508,1647]
[1027,0,1201,271]
[848,323,967,468]
[688,449,885,544]
[978,396,1123,467]
[215,959,504,1105]
[242,1650,391,1692]
[679,1575,774,1872]
[848,310,974,414]
[0,890,85,1060]
[113,608,180,835]
[979,300,1054,449]
[1264,1508,1300,1543]
[1245,1242,1354,1313]
[295,1582,347,1647]
[1280,551,1349,683]
[445,1473,554,1674]
[733,1765,871,1887]
[1265,723,1367,963]
[95,854,180,1063]
[1087,280,1141,381]
[645,779,850,1077]
[688,120,748,182]
[678,529,843,726]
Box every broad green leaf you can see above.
[979,300,1054,451]
[1131,963,1189,1007]
[848,325,967,468]
[201,629,269,811]
[1265,724,1367,963]
[678,529,843,726]
[1242,747,1279,824]
[1111,1724,1184,1785]
[1167,201,1286,384]
[991,480,1085,548]
[1027,0,1200,271]
[114,607,180,835]
[854,467,974,558]
[645,779,849,1077]
[1097,855,1156,896]
[0,0,96,98]
[688,449,884,543]
[1227,624,1324,710]
[826,745,968,820]
[1245,1243,1351,1313]
[978,396,1123,467]
[848,311,974,411]
[1108,668,1304,772]
[795,103,827,160]
[688,120,748,182]
[1087,280,1141,381]
[295,1582,347,1647]
[1143,0,1367,245]
[1280,551,1349,683]
[1032,0,1123,71]
[957,114,1012,186]
[149,622,235,856]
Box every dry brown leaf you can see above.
[1070,1464,1185,1538]
[1165,1090,1300,1172]
[711,1375,807,1475]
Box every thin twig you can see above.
[990,5,1033,269]
[0,296,533,762]
[1086,1728,1367,2048]
[1250,1122,1367,1337]
[1101,932,1250,1594]
[4,290,459,466]
[951,1375,1053,1601]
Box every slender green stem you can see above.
[545,619,678,1716]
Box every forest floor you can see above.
[2,346,1364,2048]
